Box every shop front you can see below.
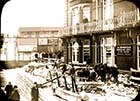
[63,26,140,71]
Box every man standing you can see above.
[9,85,20,101]
[69,64,78,93]
[31,82,39,101]
[5,82,13,98]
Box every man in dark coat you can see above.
[0,87,8,101]
[62,63,67,74]
[9,85,20,101]
[69,64,78,92]
[111,66,119,83]
[5,82,13,98]
[31,82,39,101]
[86,57,91,66]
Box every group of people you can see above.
[0,82,20,101]
[0,81,40,101]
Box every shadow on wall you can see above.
[4,61,30,69]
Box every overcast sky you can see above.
[1,0,65,35]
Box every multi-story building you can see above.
[1,34,17,61]
[63,0,140,71]
[17,27,63,61]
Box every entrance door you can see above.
[72,42,79,63]
[100,37,115,66]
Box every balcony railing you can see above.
[63,10,140,36]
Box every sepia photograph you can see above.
[0,0,140,100]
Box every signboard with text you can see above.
[38,38,48,45]
[115,45,132,56]
[17,45,37,52]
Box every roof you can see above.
[19,27,64,32]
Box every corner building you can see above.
[62,0,140,71]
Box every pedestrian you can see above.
[31,82,39,101]
[62,63,67,74]
[53,61,57,69]
[111,65,119,83]
[69,64,78,93]
[0,87,8,101]
[5,82,13,98]
[9,85,20,101]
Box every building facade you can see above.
[63,0,140,70]
[1,34,17,61]
[17,27,63,61]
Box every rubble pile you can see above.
[79,74,140,101]
[16,62,140,100]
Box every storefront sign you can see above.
[18,45,37,52]
[115,45,132,56]
[38,38,48,45]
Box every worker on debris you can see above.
[31,82,39,101]
[69,64,78,93]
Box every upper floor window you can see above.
[23,33,28,37]
[39,33,45,37]
[51,31,58,35]
[31,32,36,37]
[72,7,79,26]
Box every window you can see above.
[51,31,58,35]
[31,32,36,37]
[72,7,79,26]
[137,34,140,70]
[83,6,90,21]
[39,33,44,37]
[83,45,90,62]
[24,33,28,37]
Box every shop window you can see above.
[24,53,31,61]
[138,35,140,42]
[83,45,90,62]
[18,53,24,60]
[137,35,140,70]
